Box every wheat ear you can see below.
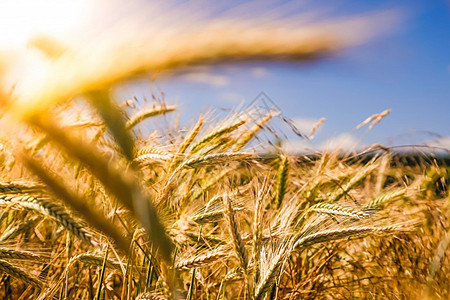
[175,250,227,270]
[275,155,289,208]
[87,90,135,160]
[0,259,42,288]
[189,118,246,154]
[234,112,274,151]
[189,168,234,202]
[126,105,176,129]
[0,217,39,242]
[28,114,173,262]
[20,154,131,253]
[68,253,122,270]
[310,203,369,219]
[0,247,43,261]
[178,118,204,155]
[294,225,400,249]
[192,195,246,224]
[365,189,406,210]
[0,194,94,246]
[182,153,252,168]
[135,147,174,163]
[254,248,287,300]
[0,182,44,194]
[329,163,377,202]
[223,194,248,270]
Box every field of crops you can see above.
[0,7,448,299]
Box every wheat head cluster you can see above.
[0,11,448,300]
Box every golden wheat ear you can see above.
[27,113,174,262]
[20,153,131,254]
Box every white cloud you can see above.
[219,92,244,103]
[251,67,268,78]
[320,133,361,152]
[291,117,322,135]
[282,139,315,154]
[423,136,450,154]
[180,72,229,87]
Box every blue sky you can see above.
[113,0,450,152]
[1,0,448,152]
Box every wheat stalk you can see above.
[126,105,176,129]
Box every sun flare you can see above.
[0,0,88,48]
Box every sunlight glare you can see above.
[0,0,88,48]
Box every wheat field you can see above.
[0,8,448,300]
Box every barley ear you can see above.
[275,154,289,209]
[20,153,131,254]
[126,105,176,130]
[0,259,42,288]
[234,112,273,152]
[28,114,174,262]
[223,193,248,271]
[189,118,246,154]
